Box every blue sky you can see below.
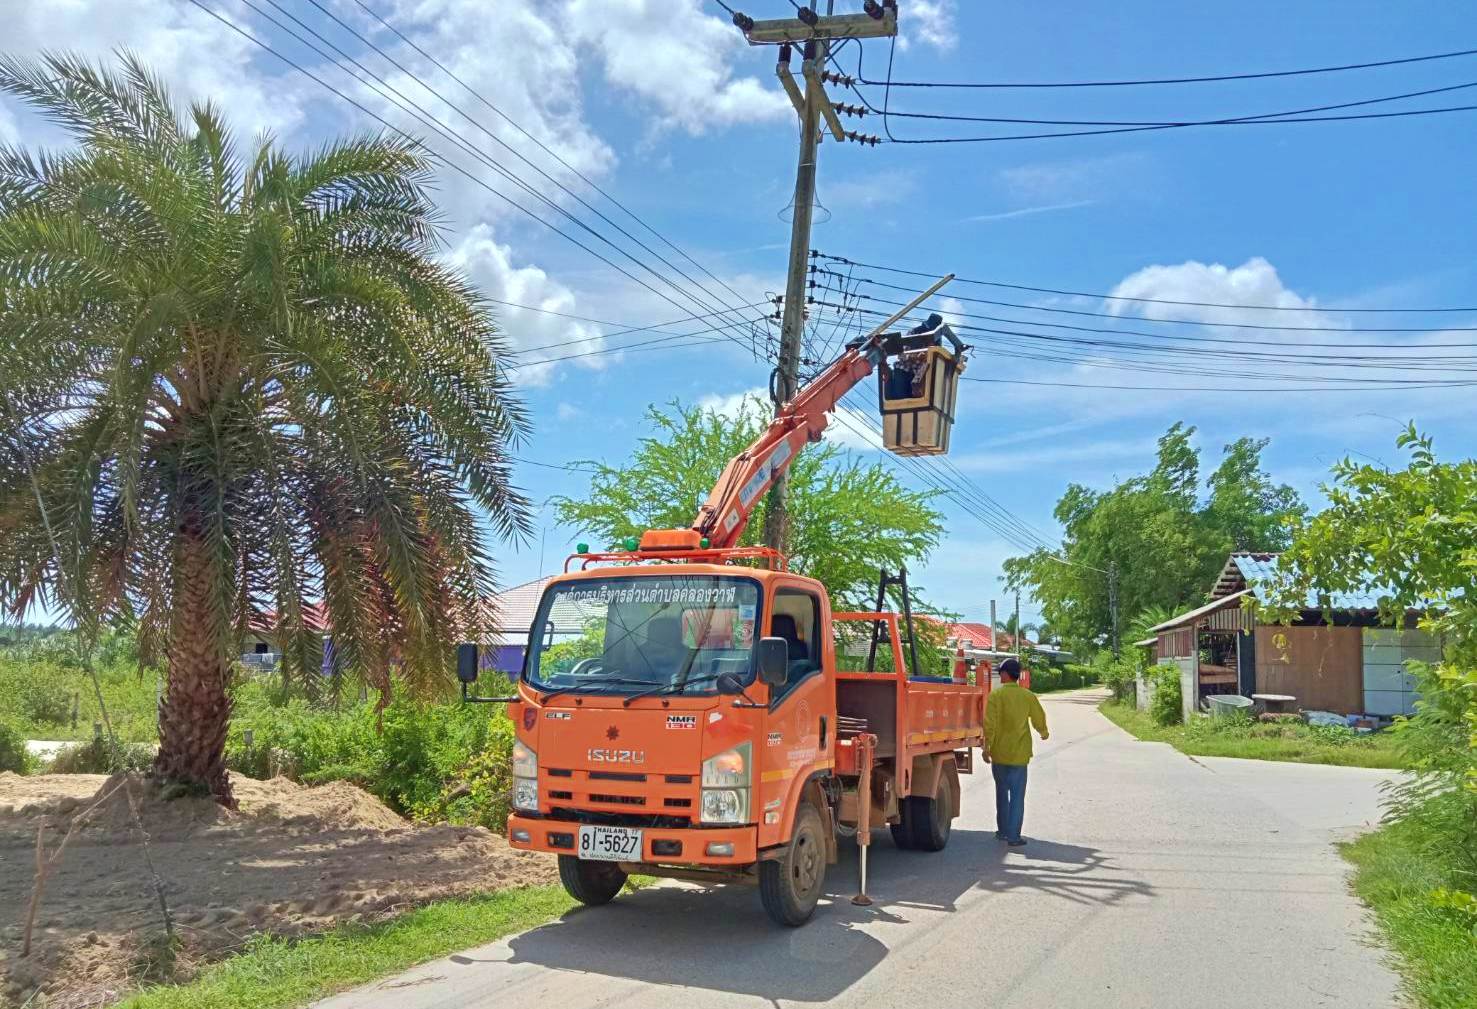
[6,0,1476,628]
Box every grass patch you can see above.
[113,881,642,1009]
[1099,699,1408,769]
[1344,817,1477,1009]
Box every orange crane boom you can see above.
[692,275,958,549]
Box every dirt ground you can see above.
[0,772,557,1008]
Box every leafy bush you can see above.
[0,721,37,774]
[17,674,73,725]
[1385,662,1477,875]
[1094,651,1140,704]
[1149,665,1183,726]
[226,674,519,829]
[48,738,156,774]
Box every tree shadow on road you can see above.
[496,827,1152,1003]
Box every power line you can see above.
[850,46,1477,90]
[493,299,770,356]
[340,0,768,344]
[195,0,766,367]
[873,101,1477,144]
[850,78,1477,128]
[820,269,1477,334]
[249,0,764,355]
[806,301,1477,390]
[813,253,1477,314]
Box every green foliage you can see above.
[1095,651,1141,703]
[1005,424,1303,656]
[1261,429,1477,876]
[0,630,162,741]
[1149,665,1183,726]
[551,398,944,609]
[1022,662,1094,694]
[0,720,37,773]
[1345,810,1477,1009]
[48,738,156,774]
[0,49,532,800]
[226,678,518,829]
[1102,700,1407,769]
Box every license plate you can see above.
[578,825,643,862]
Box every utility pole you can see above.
[1014,592,1022,664]
[738,3,896,554]
[1108,560,1121,659]
[990,599,997,652]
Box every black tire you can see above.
[908,772,954,853]
[557,855,628,906]
[889,813,915,850]
[759,803,828,926]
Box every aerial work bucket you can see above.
[878,318,965,457]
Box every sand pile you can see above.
[0,772,556,1008]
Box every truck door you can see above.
[758,584,837,849]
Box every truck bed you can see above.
[832,612,986,784]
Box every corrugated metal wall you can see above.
[1255,626,1363,713]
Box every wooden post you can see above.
[851,732,877,906]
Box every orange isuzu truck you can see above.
[463,279,990,925]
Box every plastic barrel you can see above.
[1208,694,1254,721]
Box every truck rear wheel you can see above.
[760,802,827,926]
[558,855,628,906]
[905,771,954,852]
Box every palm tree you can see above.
[0,54,531,806]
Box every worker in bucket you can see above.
[984,657,1049,846]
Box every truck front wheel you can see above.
[759,802,827,926]
[558,855,628,906]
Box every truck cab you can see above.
[505,561,842,922]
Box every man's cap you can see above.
[998,657,1022,678]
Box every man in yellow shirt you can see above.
[984,658,1049,846]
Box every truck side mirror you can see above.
[456,643,479,684]
[757,637,789,687]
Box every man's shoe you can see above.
[1008,838,1027,847]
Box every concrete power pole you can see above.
[1014,592,1022,664]
[1108,560,1121,659]
[744,3,896,554]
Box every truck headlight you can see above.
[513,740,538,812]
[701,788,748,825]
[513,777,539,813]
[701,743,751,824]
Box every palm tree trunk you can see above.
[152,512,236,808]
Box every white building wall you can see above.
[1362,629,1439,717]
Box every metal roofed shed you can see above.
[1144,552,1440,722]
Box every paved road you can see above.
[318,690,1400,1009]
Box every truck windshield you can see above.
[524,575,762,697]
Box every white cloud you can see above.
[2,0,308,139]
[0,101,17,145]
[445,224,607,386]
[560,0,789,133]
[825,169,918,210]
[897,1,957,52]
[556,402,583,421]
[698,387,766,420]
[1105,256,1336,330]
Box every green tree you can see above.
[0,55,530,805]
[1005,424,1301,656]
[552,397,943,608]
[1204,436,1306,551]
[1262,428,1477,802]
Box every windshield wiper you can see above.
[538,676,655,705]
[623,671,736,706]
